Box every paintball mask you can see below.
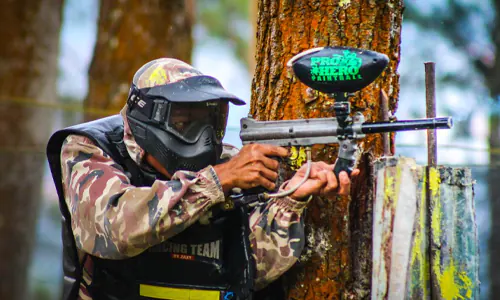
[126,59,245,175]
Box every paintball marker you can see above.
[232,46,452,205]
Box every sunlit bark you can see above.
[252,1,403,298]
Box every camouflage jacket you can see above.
[60,108,309,299]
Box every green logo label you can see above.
[310,50,362,82]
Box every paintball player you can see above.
[46,58,358,300]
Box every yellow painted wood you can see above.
[429,167,478,300]
[372,157,418,299]
[373,158,478,299]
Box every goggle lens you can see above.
[166,102,228,142]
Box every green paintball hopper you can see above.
[287,46,389,94]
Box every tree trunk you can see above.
[252,1,403,298]
[248,0,258,76]
[0,0,63,299]
[85,0,194,119]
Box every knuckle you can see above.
[242,145,252,153]
[250,144,260,152]
[250,173,260,181]
[252,161,263,170]
[250,151,260,161]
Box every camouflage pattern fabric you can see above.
[132,58,203,89]
[59,58,310,298]
[60,123,309,297]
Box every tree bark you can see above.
[0,0,63,299]
[248,0,258,76]
[85,0,194,119]
[252,1,403,298]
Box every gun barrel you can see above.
[360,117,452,134]
[240,117,340,146]
[239,116,453,146]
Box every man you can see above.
[46,58,358,300]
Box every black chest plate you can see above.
[139,213,229,289]
[90,207,254,300]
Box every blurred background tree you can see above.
[85,0,194,119]
[197,0,251,70]
[0,1,63,299]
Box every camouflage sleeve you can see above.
[248,192,310,290]
[60,134,225,259]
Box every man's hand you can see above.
[213,144,288,194]
[285,161,360,200]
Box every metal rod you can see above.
[360,117,452,134]
[425,61,439,300]
[425,62,437,167]
[380,89,391,156]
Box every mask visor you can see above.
[165,101,228,143]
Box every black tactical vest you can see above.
[46,115,258,300]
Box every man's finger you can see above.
[323,169,339,194]
[318,169,329,184]
[291,179,324,199]
[308,163,329,178]
[258,154,280,170]
[255,144,288,157]
[315,161,335,171]
[258,167,279,182]
[337,171,351,195]
[258,177,277,191]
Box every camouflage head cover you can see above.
[132,58,202,89]
[125,58,245,175]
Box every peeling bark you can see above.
[252,1,403,298]
[85,0,194,119]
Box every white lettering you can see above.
[148,240,222,259]
[190,244,197,255]
[202,243,210,257]
[210,241,220,259]
[138,99,147,108]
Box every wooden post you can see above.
[372,157,418,299]
[372,157,479,299]
[428,167,479,299]
[406,165,431,300]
